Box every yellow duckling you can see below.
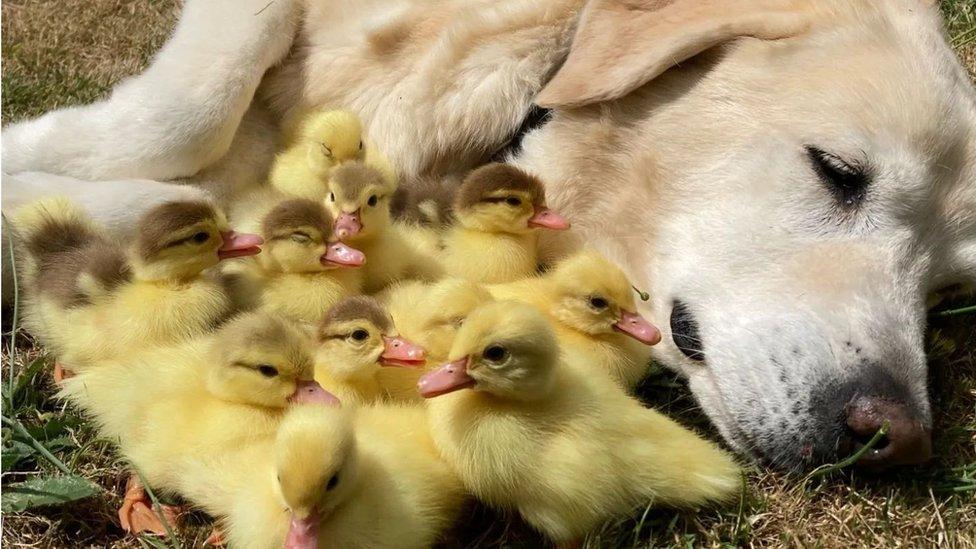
[325,161,440,292]
[237,197,366,324]
[375,278,495,402]
[14,197,262,372]
[58,312,335,535]
[225,402,466,549]
[442,163,570,283]
[313,296,426,404]
[489,250,661,390]
[420,301,741,546]
[269,110,365,200]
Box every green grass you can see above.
[1,1,975,548]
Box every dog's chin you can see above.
[686,373,819,471]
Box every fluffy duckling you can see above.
[58,312,335,534]
[270,110,365,200]
[14,197,262,371]
[238,198,366,324]
[313,296,426,404]
[442,163,570,283]
[489,251,661,389]
[325,161,439,292]
[420,301,740,546]
[375,278,495,402]
[225,402,465,549]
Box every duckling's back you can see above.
[13,198,131,361]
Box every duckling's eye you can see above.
[192,232,210,244]
[350,329,369,341]
[257,364,279,378]
[589,296,609,309]
[329,192,335,202]
[321,143,333,157]
[367,195,378,207]
[326,473,339,491]
[290,232,312,244]
[505,197,522,207]
[483,345,508,363]
[358,140,363,151]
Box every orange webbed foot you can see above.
[205,525,226,546]
[53,361,75,383]
[118,474,183,536]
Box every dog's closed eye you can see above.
[806,146,870,208]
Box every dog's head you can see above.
[521,0,976,470]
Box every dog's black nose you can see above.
[843,395,932,468]
[670,300,704,361]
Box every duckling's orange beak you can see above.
[289,380,341,406]
[527,206,570,230]
[334,210,362,239]
[380,336,426,368]
[217,231,264,260]
[321,242,365,268]
[418,357,476,398]
[284,509,319,549]
[613,310,662,345]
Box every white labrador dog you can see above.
[3,0,974,470]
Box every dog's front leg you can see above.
[1,0,299,182]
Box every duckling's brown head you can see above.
[259,198,365,274]
[316,296,426,380]
[299,110,365,170]
[208,313,337,408]
[390,279,495,362]
[453,163,570,235]
[275,403,358,547]
[132,200,263,281]
[418,301,559,401]
[325,161,396,241]
[549,251,661,345]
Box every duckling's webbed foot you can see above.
[118,474,183,536]
[205,525,226,547]
[52,361,75,383]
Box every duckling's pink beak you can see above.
[321,242,365,268]
[284,509,319,549]
[418,357,476,398]
[613,310,662,345]
[334,210,362,239]
[380,336,426,368]
[527,206,570,230]
[289,380,341,406]
[217,231,264,260]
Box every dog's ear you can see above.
[537,0,810,108]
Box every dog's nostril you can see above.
[670,300,704,361]
[844,396,931,468]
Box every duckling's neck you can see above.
[314,351,383,401]
[445,228,539,283]
[131,269,205,286]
